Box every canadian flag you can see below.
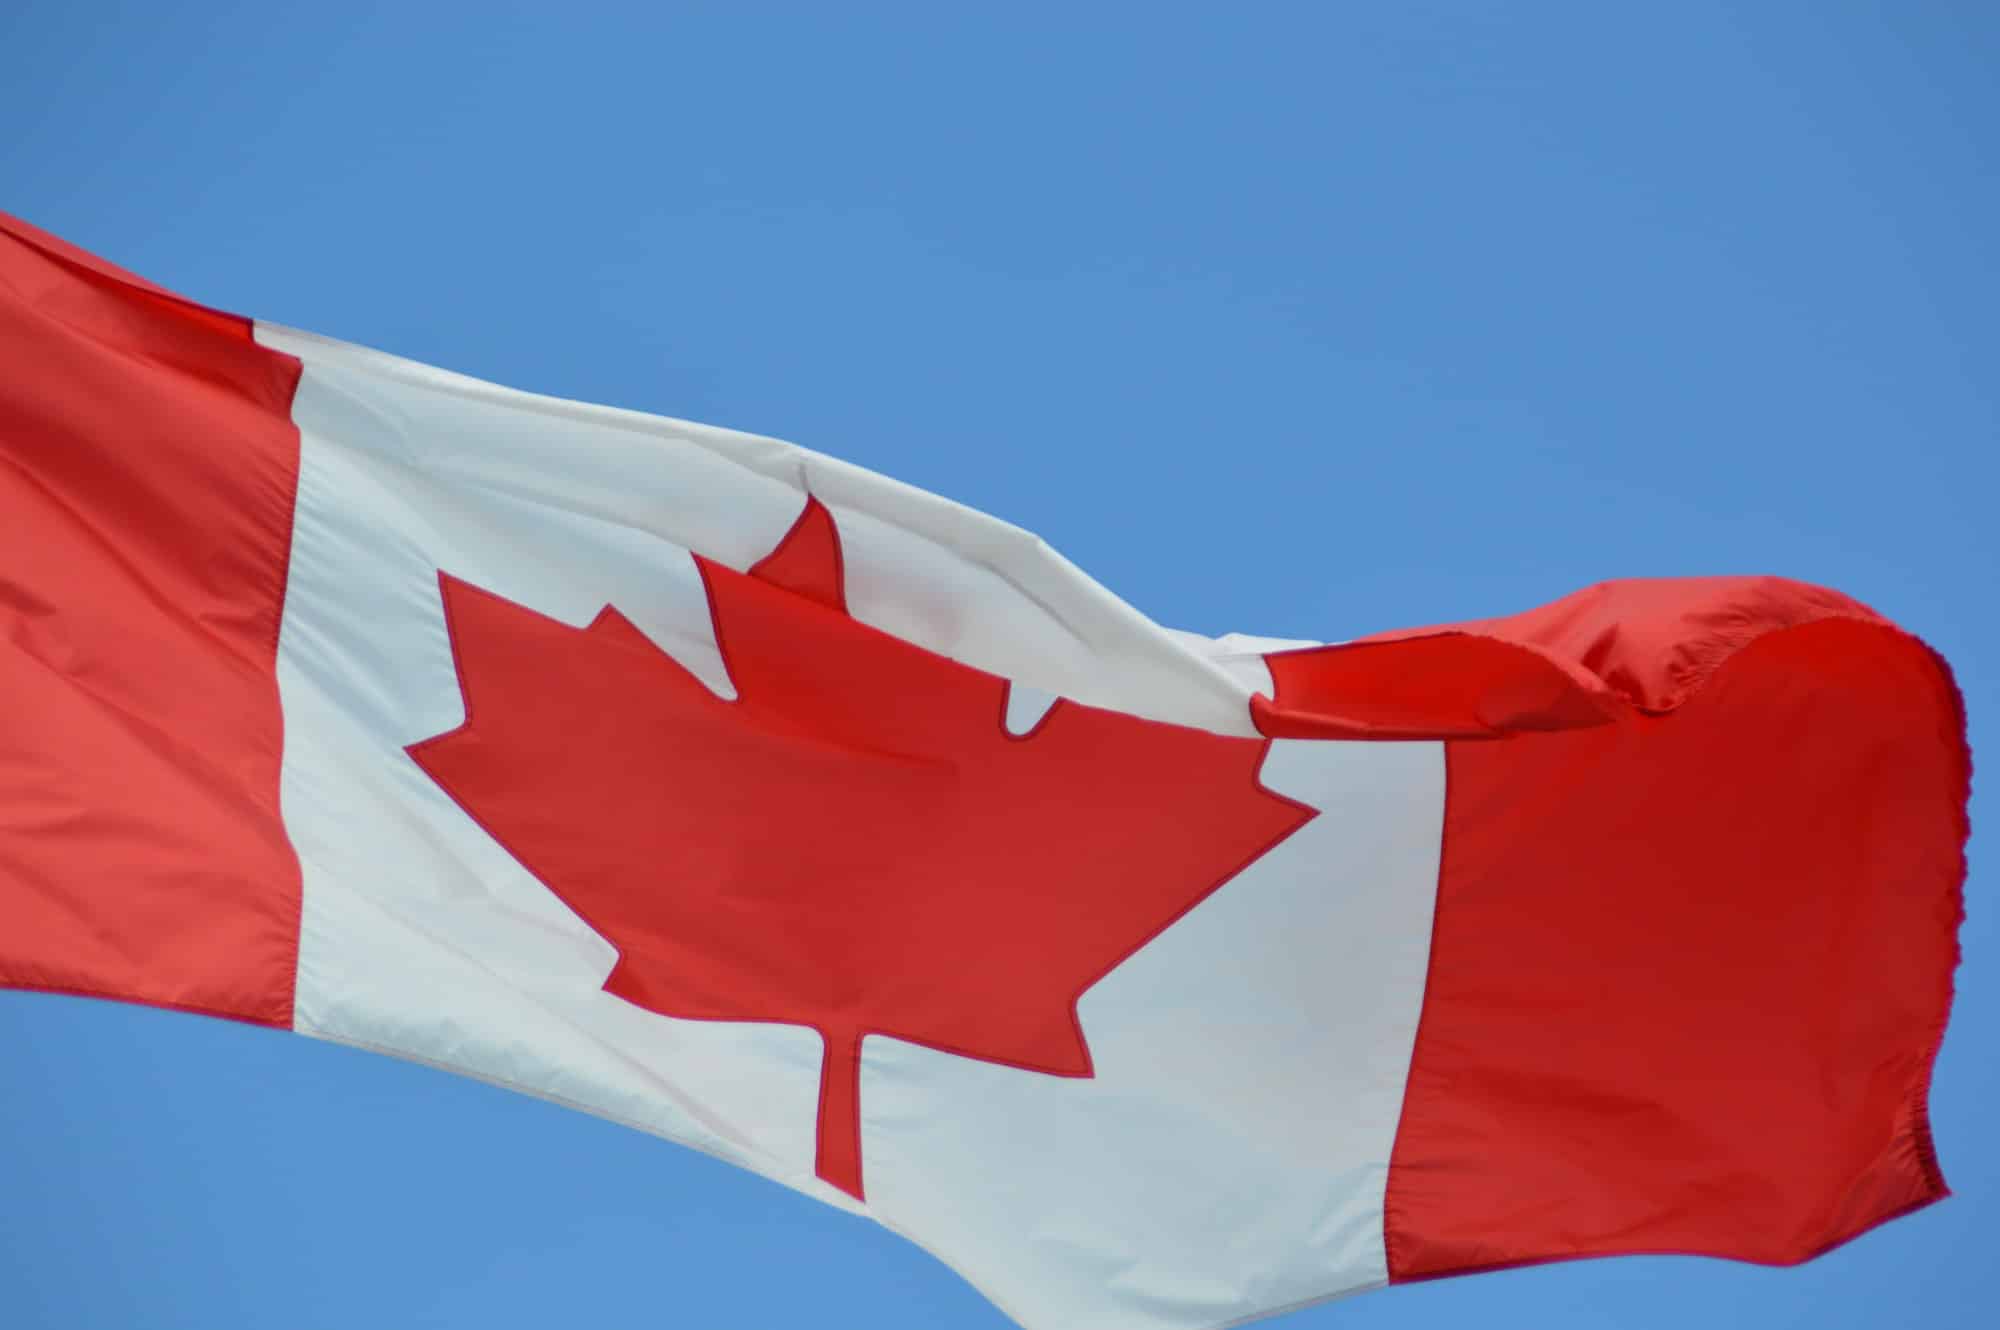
[0,211,1965,1330]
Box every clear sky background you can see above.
[1,3,1991,1327]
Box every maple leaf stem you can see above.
[815,1029,866,1201]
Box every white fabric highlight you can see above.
[1003,684,1061,735]
[260,322,1265,737]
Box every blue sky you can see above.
[1,3,1991,1327]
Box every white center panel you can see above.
[262,324,1445,1327]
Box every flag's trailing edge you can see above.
[0,210,1966,1330]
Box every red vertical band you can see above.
[1263,578,1963,1278]
[1383,615,1961,1278]
[0,212,305,1026]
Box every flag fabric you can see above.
[0,211,1966,1330]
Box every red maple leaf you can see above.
[409,499,1312,1199]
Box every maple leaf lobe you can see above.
[410,499,1310,1199]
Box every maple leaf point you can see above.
[408,497,1312,1199]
